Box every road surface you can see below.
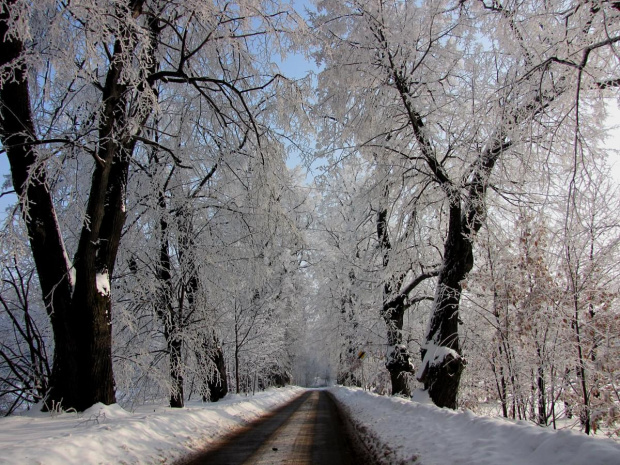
[177,390,372,465]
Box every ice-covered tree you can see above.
[310,0,620,408]
[0,0,302,411]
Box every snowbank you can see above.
[0,386,303,465]
[3,386,618,465]
[330,386,620,465]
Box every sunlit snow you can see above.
[95,271,110,297]
[332,387,620,465]
[0,387,303,465]
[1,386,619,465]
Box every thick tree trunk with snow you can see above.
[0,0,150,411]
[416,138,503,408]
[0,6,117,411]
[383,295,413,396]
[416,205,468,408]
[66,88,134,410]
[66,278,117,410]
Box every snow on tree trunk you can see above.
[0,0,156,411]
[416,204,468,408]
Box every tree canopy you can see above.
[1,0,620,436]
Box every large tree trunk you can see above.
[381,19,509,406]
[416,205,468,409]
[413,137,505,408]
[169,336,184,408]
[0,9,78,409]
[383,295,413,396]
[0,0,149,411]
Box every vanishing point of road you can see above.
[177,390,374,465]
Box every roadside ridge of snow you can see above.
[0,386,303,465]
[330,386,620,465]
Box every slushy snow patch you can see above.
[96,271,110,296]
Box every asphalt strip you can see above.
[176,390,373,465]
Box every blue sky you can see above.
[0,153,14,215]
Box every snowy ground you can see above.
[331,387,620,465]
[1,385,620,465]
[0,387,304,465]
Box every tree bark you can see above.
[573,299,591,434]
[169,337,184,408]
[414,136,505,408]
[235,326,241,394]
[383,294,412,396]
[0,3,88,411]
[416,204,468,408]
[0,0,150,411]
[377,200,414,396]
[336,271,360,387]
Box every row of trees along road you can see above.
[0,0,308,412]
[1,0,620,437]
[309,0,620,410]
